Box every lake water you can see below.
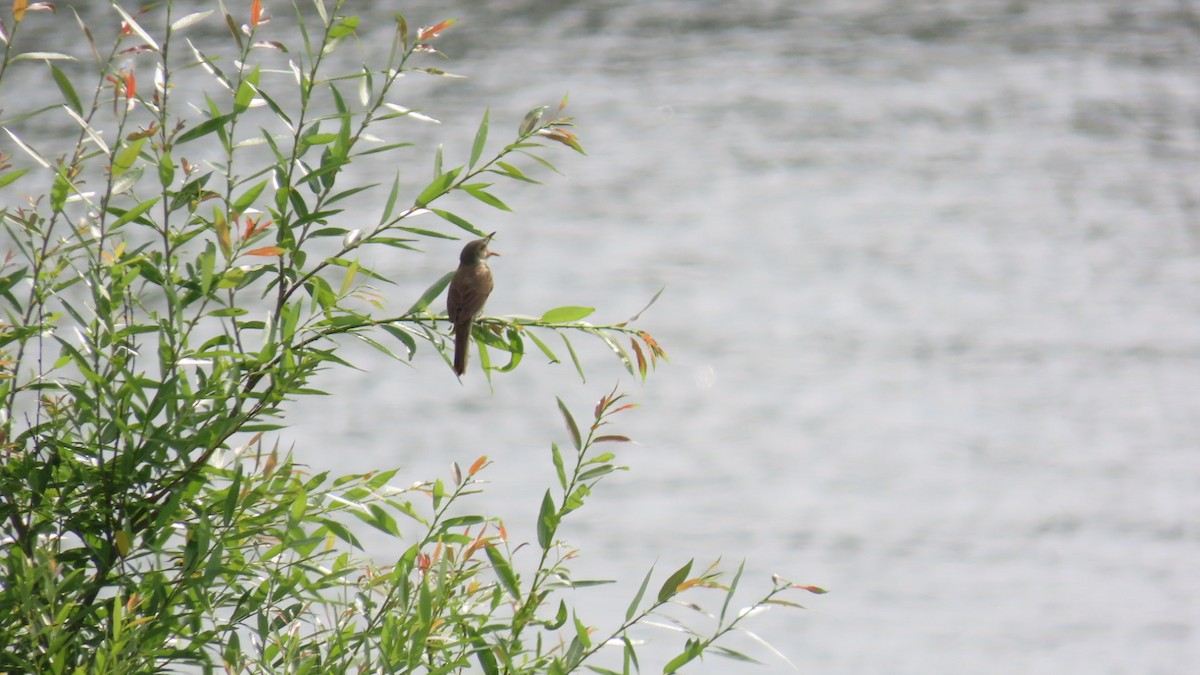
[12,1,1200,672]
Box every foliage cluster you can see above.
[0,2,820,672]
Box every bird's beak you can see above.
[485,232,500,256]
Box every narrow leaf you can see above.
[556,397,582,450]
[171,10,214,31]
[112,2,161,51]
[536,489,557,550]
[626,566,655,621]
[485,545,521,600]
[107,197,160,229]
[0,167,29,189]
[541,306,594,323]
[469,107,488,168]
[657,560,694,603]
[49,63,82,114]
[405,270,454,316]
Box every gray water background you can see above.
[6,1,1200,672]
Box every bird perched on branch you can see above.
[447,233,499,377]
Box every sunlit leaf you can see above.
[11,51,76,62]
[519,105,546,136]
[414,168,459,207]
[328,14,358,39]
[4,128,49,167]
[112,2,161,51]
[171,10,213,31]
[540,306,594,323]
[111,137,146,176]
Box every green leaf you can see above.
[536,489,558,550]
[217,267,246,289]
[468,627,501,675]
[560,332,585,382]
[657,560,693,603]
[462,184,511,211]
[328,14,359,39]
[541,306,595,323]
[378,170,401,226]
[711,646,763,664]
[519,106,546,136]
[380,323,417,359]
[0,167,30,190]
[234,67,260,113]
[493,160,540,184]
[414,167,460,207]
[626,566,655,621]
[719,560,745,624]
[111,137,147,176]
[525,329,560,364]
[556,397,582,450]
[573,612,592,649]
[550,443,566,490]
[562,484,589,514]
[663,639,703,674]
[485,544,521,600]
[176,113,237,145]
[469,108,489,168]
[405,270,455,316]
[198,242,217,295]
[430,208,483,236]
[107,197,160,229]
[232,179,268,212]
[158,151,175,187]
[49,63,82,114]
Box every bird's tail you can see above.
[453,321,472,376]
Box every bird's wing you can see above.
[447,265,493,327]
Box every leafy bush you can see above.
[0,1,822,672]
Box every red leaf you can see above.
[467,455,488,476]
[245,245,284,257]
[417,18,456,42]
[593,435,632,443]
[250,0,262,28]
[630,338,647,378]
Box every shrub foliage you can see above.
[0,2,820,672]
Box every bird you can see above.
[447,233,499,376]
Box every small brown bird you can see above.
[447,233,499,376]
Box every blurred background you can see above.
[14,0,1200,672]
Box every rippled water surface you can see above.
[14,1,1200,672]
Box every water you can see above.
[9,1,1200,672]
